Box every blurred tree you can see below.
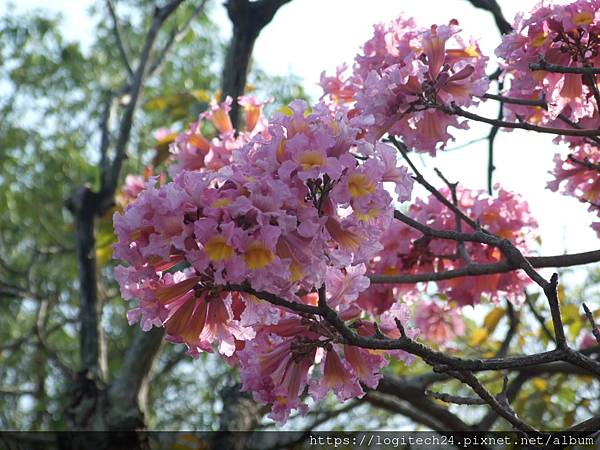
[0,0,300,442]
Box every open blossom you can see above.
[548,145,600,236]
[168,96,271,176]
[496,0,600,123]
[320,16,488,154]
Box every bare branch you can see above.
[582,303,600,345]
[362,392,449,431]
[567,414,600,433]
[425,389,487,405]
[449,370,538,433]
[483,93,546,107]
[148,0,209,77]
[221,0,292,128]
[101,0,186,211]
[390,136,486,233]
[530,60,600,75]
[369,248,600,284]
[375,375,473,431]
[108,327,164,416]
[496,301,518,358]
[525,291,556,344]
[445,103,600,137]
[35,300,73,379]
[464,0,512,35]
[484,93,600,146]
[544,273,568,349]
[106,0,133,76]
[569,154,600,172]
[0,386,36,396]
[434,168,471,264]
[486,88,503,194]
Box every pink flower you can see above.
[496,0,600,123]
[548,145,600,235]
[309,347,363,402]
[415,301,465,345]
[321,16,489,153]
[239,330,317,423]
[360,185,538,308]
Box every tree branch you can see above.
[544,273,567,349]
[529,60,600,75]
[108,327,164,426]
[582,303,600,345]
[106,0,133,77]
[445,103,600,137]
[101,0,186,212]
[425,389,487,405]
[464,0,512,35]
[375,375,473,431]
[525,291,556,344]
[147,0,209,78]
[221,0,292,128]
[369,249,600,283]
[448,370,537,433]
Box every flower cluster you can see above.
[496,0,600,123]
[320,17,489,153]
[168,96,269,176]
[113,97,416,421]
[548,145,600,236]
[359,185,539,313]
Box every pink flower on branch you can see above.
[320,16,489,153]
[496,0,600,124]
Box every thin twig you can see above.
[449,370,538,433]
[529,60,600,75]
[147,0,209,77]
[582,303,600,345]
[446,103,600,137]
[496,301,518,358]
[106,0,133,76]
[389,136,487,234]
[525,291,556,344]
[544,273,568,349]
[425,389,487,405]
[434,167,471,264]
[367,246,600,283]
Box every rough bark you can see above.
[221,0,292,129]
[210,384,266,450]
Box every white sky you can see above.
[2,0,598,261]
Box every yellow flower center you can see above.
[446,45,480,58]
[204,235,234,262]
[531,32,547,48]
[573,11,594,27]
[355,204,379,221]
[276,138,287,162]
[298,150,326,170]
[211,198,232,208]
[244,241,275,270]
[348,173,376,198]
